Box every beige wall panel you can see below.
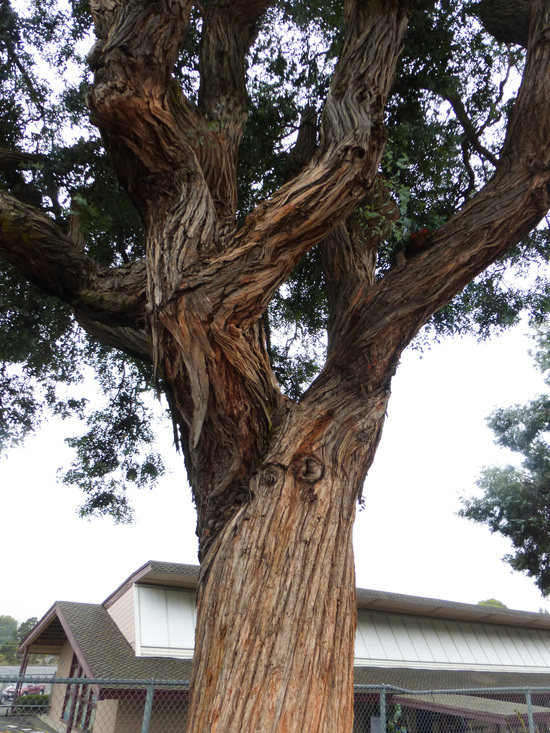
[94,698,118,733]
[107,586,136,650]
[49,639,73,721]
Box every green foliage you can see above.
[0,615,17,645]
[1,0,550,521]
[460,324,550,596]
[478,598,508,608]
[60,350,165,523]
[0,616,39,663]
[387,704,407,733]
[17,617,37,642]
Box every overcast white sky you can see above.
[1,323,549,624]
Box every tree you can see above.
[2,0,550,730]
[478,599,508,608]
[0,615,17,646]
[17,617,37,643]
[461,323,550,598]
[0,617,41,664]
[0,615,18,663]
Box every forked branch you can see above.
[190,0,410,328]
[307,0,550,405]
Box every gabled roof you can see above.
[22,600,192,680]
[22,601,550,689]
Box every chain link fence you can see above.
[2,676,550,733]
[352,686,550,733]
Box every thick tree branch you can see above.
[0,193,150,358]
[307,0,550,406]
[74,315,151,363]
[196,0,271,236]
[87,0,220,370]
[475,0,532,47]
[322,176,399,354]
[0,147,47,168]
[284,106,318,181]
[182,0,410,327]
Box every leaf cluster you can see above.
[460,324,550,595]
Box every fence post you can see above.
[141,680,155,733]
[525,689,535,733]
[380,687,387,733]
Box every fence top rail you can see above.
[3,677,550,696]
[353,685,550,695]
[0,676,191,686]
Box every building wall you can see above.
[355,610,550,672]
[49,639,73,722]
[106,586,136,651]
[112,698,188,733]
[93,699,119,733]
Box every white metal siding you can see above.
[126,584,550,671]
[135,585,195,659]
[355,610,550,672]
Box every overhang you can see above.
[395,693,550,724]
[103,560,200,609]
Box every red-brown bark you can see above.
[1,1,550,730]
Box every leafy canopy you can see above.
[1,0,549,519]
[461,323,550,596]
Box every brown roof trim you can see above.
[53,603,95,679]
[103,561,199,609]
[103,560,550,630]
[18,603,58,648]
[18,602,96,679]
[355,587,550,628]
[28,560,550,636]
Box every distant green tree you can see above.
[478,598,508,608]
[17,617,37,643]
[461,323,550,596]
[0,615,17,645]
[0,617,42,664]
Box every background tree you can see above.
[478,599,508,608]
[0,615,17,664]
[461,323,550,597]
[0,616,38,664]
[0,615,16,646]
[2,0,550,730]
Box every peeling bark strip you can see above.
[2,1,550,731]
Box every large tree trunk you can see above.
[187,388,390,732]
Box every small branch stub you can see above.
[292,454,325,484]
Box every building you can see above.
[17,561,550,733]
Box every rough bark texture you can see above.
[1,1,550,731]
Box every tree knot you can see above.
[259,463,285,488]
[291,454,324,484]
